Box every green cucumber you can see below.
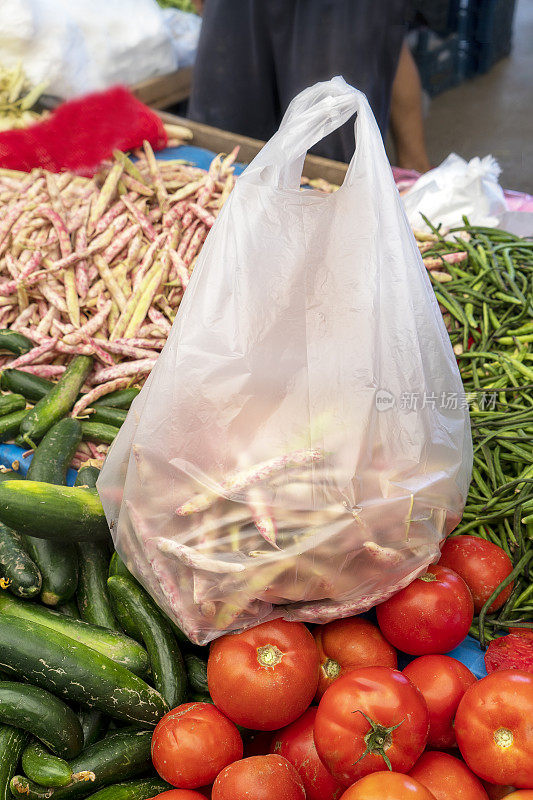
[185,654,208,694]
[0,394,26,417]
[80,422,119,445]
[0,724,28,800]
[107,576,187,708]
[78,710,108,749]
[84,778,170,800]
[10,729,155,800]
[0,682,83,759]
[19,356,93,447]
[74,466,100,489]
[0,616,167,724]
[0,370,53,402]
[92,389,139,410]
[108,552,134,580]
[22,742,73,787]
[0,409,27,442]
[88,407,127,428]
[0,481,109,542]
[0,593,148,675]
[27,419,82,484]
[56,601,80,619]
[0,330,33,356]
[24,419,81,606]
[107,554,143,640]
[74,468,117,630]
[0,521,42,598]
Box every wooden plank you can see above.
[158,111,348,184]
[131,68,193,110]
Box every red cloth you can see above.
[0,86,167,176]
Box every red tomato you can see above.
[314,617,397,700]
[339,771,437,800]
[485,634,533,674]
[207,619,319,730]
[402,655,476,748]
[438,535,513,614]
[212,755,306,800]
[481,784,517,800]
[376,565,474,655]
[409,751,489,800]
[455,670,533,788]
[148,792,207,799]
[151,702,242,788]
[314,666,429,785]
[270,707,344,800]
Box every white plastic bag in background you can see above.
[161,8,201,68]
[402,153,507,232]
[99,78,472,645]
[0,0,178,99]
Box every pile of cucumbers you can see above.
[0,355,211,800]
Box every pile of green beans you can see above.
[424,217,533,647]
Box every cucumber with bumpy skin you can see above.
[19,356,93,447]
[0,520,42,598]
[78,710,108,749]
[22,741,73,787]
[0,393,26,417]
[0,682,83,759]
[0,616,167,724]
[107,575,187,708]
[0,330,33,356]
[81,421,119,445]
[0,724,27,800]
[83,778,171,800]
[92,388,139,409]
[10,729,154,800]
[107,554,143,641]
[0,593,149,675]
[74,467,117,630]
[185,653,208,694]
[0,481,109,542]
[24,418,81,606]
[89,407,127,428]
[0,369,53,402]
[0,409,27,442]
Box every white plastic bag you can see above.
[99,77,472,645]
[402,153,507,232]
[0,0,178,99]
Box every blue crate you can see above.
[412,29,461,96]
[455,0,518,77]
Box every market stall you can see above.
[0,74,531,800]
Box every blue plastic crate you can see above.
[412,29,461,96]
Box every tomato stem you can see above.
[351,710,404,771]
[256,644,284,668]
[322,658,341,680]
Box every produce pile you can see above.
[0,137,532,797]
[0,63,47,132]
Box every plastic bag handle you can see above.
[241,76,378,190]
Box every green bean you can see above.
[478,551,533,649]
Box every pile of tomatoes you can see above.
[146,538,532,800]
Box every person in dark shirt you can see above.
[189,0,431,172]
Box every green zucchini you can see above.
[92,388,139,410]
[10,729,155,800]
[74,467,117,630]
[19,356,93,448]
[0,409,28,442]
[0,724,28,800]
[185,654,208,694]
[56,601,80,619]
[22,742,73,787]
[0,682,83,759]
[80,422,119,445]
[0,593,149,675]
[24,419,81,606]
[84,778,170,800]
[0,369,53,403]
[0,481,109,542]
[88,407,127,428]
[0,393,26,417]
[107,576,187,708]
[0,521,42,598]
[0,330,33,356]
[78,710,108,749]
[0,616,167,724]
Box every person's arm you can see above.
[389,40,431,173]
